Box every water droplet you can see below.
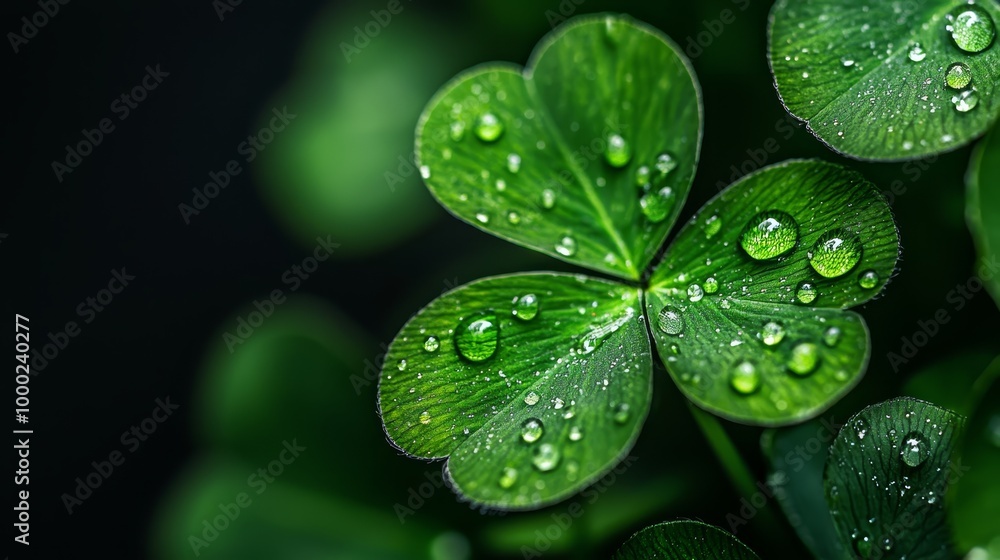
[420,165,431,179]
[506,211,521,225]
[604,15,625,44]
[513,294,539,321]
[687,284,705,302]
[521,418,544,443]
[945,62,973,89]
[788,342,820,376]
[397,359,408,371]
[657,306,685,335]
[808,229,863,278]
[568,426,583,441]
[635,165,651,187]
[495,179,507,192]
[823,327,842,347]
[532,443,560,472]
[761,321,785,346]
[541,189,556,210]
[796,282,818,304]
[952,88,979,113]
[740,210,800,260]
[506,153,521,173]
[901,432,928,467]
[858,270,880,289]
[455,312,499,362]
[854,536,872,559]
[423,336,440,352]
[730,361,761,394]
[908,42,927,61]
[640,187,675,223]
[475,211,490,224]
[655,153,678,176]
[474,113,504,142]
[555,236,577,257]
[604,134,631,167]
[704,214,722,238]
[704,277,719,294]
[419,410,432,425]
[613,403,631,424]
[947,5,996,53]
[499,467,518,489]
[524,391,540,406]
[449,121,466,141]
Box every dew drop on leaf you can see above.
[449,120,466,141]
[858,270,880,289]
[907,42,926,62]
[639,187,674,223]
[952,88,979,113]
[901,431,928,467]
[499,467,518,489]
[474,112,504,142]
[604,133,632,168]
[423,336,440,352]
[524,391,540,406]
[506,153,521,173]
[613,403,631,424]
[704,214,722,238]
[729,360,761,395]
[506,210,521,225]
[657,306,685,335]
[739,210,800,260]
[568,426,583,442]
[945,62,973,89]
[808,229,863,278]
[796,282,818,304]
[521,418,544,443]
[788,342,820,376]
[654,152,678,176]
[555,235,577,257]
[454,312,499,362]
[761,321,786,346]
[823,327,842,347]
[947,5,996,53]
[635,165,651,187]
[512,294,539,321]
[687,284,704,302]
[397,359,408,371]
[419,410,432,425]
[704,276,719,294]
[532,443,560,472]
[541,188,556,210]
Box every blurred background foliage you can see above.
[3,0,997,558]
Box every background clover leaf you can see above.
[967,123,1000,309]
[769,0,1000,160]
[612,520,761,560]
[378,273,651,510]
[416,14,702,280]
[647,160,899,426]
[825,397,965,560]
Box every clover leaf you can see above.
[769,0,1000,160]
[379,13,900,510]
[612,520,761,560]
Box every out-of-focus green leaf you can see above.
[612,520,761,560]
[967,124,1000,308]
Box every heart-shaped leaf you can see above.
[646,160,899,425]
[612,520,761,560]
[378,273,651,509]
[948,356,1000,554]
[416,14,702,280]
[769,0,1000,160]
[825,397,965,560]
[968,124,1000,308]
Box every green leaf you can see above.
[378,273,651,509]
[647,160,898,425]
[612,520,761,560]
[825,397,965,560]
[968,124,1000,308]
[416,14,702,280]
[769,0,1000,160]
[948,356,1000,554]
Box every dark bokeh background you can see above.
[4,0,997,558]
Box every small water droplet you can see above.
[823,327,842,347]
[524,391,540,406]
[420,165,431,179]
[397,359,408,371]
[704,214,722,238]
[474,112,504,142]
[788,342,820,376]
[506,210,521,225]
[635,165,651,187]
[449,121,466,141]
[952,88,979,113]
[506,153,522,173]
[945,62,973,89]
[613,403,631,424]
[761,321,785,346]
[947,5,996,53]
[532,443,560,472]
[423,336,440,352]
[521,418,544,443]
[655,152,678,176]
[796,282,818,304]
[604,134,631,167]
[640,187,675,223]
[907,42,927,61]
[901,431,928,467]
[499,467,518,489]
[495,179,507,192]
[730,360,761,394]
[687,284,705,302]
[704,277,719,294]
[475,211,490,224]
[808,229,863,278]
[657,306,685,335]
[541,189,556,210]
[513,294,539,321]
[740,210,799,260]
[419,410,432,425]
[455,312,499,362]
[555,236,577,257]
[568,426,583,441]
[858,270,880,289]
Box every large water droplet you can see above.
[613,403,631,424]
[541,189,556,210]
[455,312,499,362]
[704,277,719,294]
[948,5,996,53]
[532,443,560,472]
[524,391,540,406]
[605,134,631,167]
[555,236,577,257]
[521,418,544,443]
[513,294,539,321]
[687,284,705,302]
[506,153,522,173]
[655,153,678,176]
[640,187,675,223]
[901,431,928,467]
[788,342,820,376]
[568,426,583,442]
[945,62,973,89]
[740,210,799,260]
[761,321,785,346]
[796,282,818,304]
[474,113,504,142]
[419,410,432,425]
[730,361,761,394]
[424,336,440,352]
[952,88,979,113]
[823,327,842,347]
[657,306,684,335]
[858,270,880,289]
[499,467,518,489]
[808,229,863,278]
